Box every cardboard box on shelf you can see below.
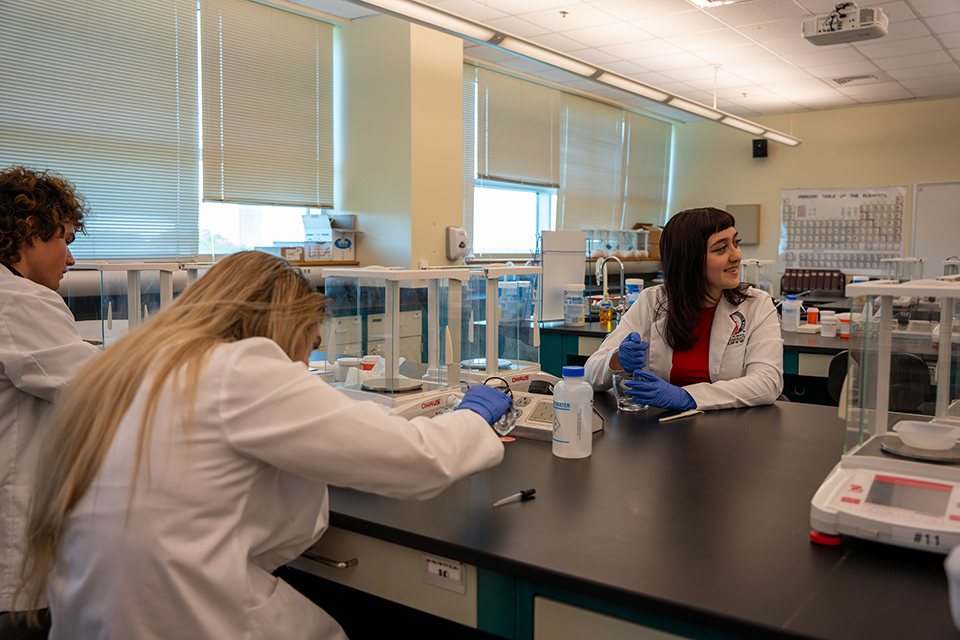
[281,246,304,262]
[634,223,662,259]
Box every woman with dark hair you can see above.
[584,208,782,411]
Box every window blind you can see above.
[463,63,477,255]
[200,0,333,207]
[558,94,625,232]
[622,111,672,226]
[476,67,560,188]
[0,0,199,260]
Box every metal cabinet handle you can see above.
[301,550,358,569]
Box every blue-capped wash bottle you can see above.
[552,366,594,459]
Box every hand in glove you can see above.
[624,371,696,411]
[457,384,513,426]
[617,332,649,373]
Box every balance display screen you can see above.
[866,474,952,516]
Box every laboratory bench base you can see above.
[278,566,500,640]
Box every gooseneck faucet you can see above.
[595,255,628,321]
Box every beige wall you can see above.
[337,15,463,269]
[670,97,960,291]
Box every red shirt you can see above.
[670,305,716,387]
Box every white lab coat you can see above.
[48,337,505,640]
[584,285,783,410]
[0,269,100,611]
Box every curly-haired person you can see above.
[0,167,100,638]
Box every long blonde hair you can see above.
[17,251,326,613]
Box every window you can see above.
[463,63,672,258]
[198,0,336,258]
[472,183,556,256]
[0,0,199,260]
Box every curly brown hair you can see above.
[0,166,89,264]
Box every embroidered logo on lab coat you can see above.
[728,311,746,346]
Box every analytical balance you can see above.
[811,277,960,552]
[320,266,473,420]
[454,265,559,394]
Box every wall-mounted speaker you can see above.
[752,139,768,158]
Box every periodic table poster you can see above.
[779,186,907,275]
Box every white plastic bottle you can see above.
[781,295,801,332]
[553,366,594,459]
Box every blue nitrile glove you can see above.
[457,384,513,426]
[617,332,649,372]
[624,371,696,411]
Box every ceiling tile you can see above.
[871,19,932,43]
[941,32,960,48]
[871,1,919,23]
[564,21,654,47]
[773,87,844,101]
[479,0,575,13]
[874,50,953,70]
[696,44,780,65]
[851,90,919,103]
[805,60,882,79]
[717,57,800,75]
[745,68,823,84]
[588,0,699,22]
[527,32,592,52]
[599,38,686,59]
[737,19,809,43]
[897,73,960,88]
[664,28,754,51]
[715,84,772,99]
[928,13,960,34]
[484,15,552,37]
[761,37,830,56]
[683,74,755,91]
[762,78,834,93]
[911,83,960,96]
[887,61,960,79]
[703,0,810,27]
[791,0,842,15]
[631,11,725,37]
[601,60,652,75]
[632,51,713,70]
[571,47,624,64]
[790,93,858,108]
[653,80,701,94]
[427,0,507,21]
[837,80,911,95]
[661,65,724,81]
[628,70,675,84]
[521,4,621,31]
[855,35,944,58]
[782,47,867,67]
[907,0,960,18]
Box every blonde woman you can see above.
[18,251,510,640]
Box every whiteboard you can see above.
[912,182,960,275]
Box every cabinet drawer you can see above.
[534,596,688,640]
[288,526,477,628]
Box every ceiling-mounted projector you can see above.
[802,2,888,46]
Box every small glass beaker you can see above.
[612,371,648,412]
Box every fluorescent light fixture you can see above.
[667,97,722,120]
[595,72,669,102]
[356,0,496,42]
[763,130,801,147]
[499,37,596,77]
[721,117,765,135]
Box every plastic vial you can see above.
[552,366,594,459]
[781,295,801,332]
